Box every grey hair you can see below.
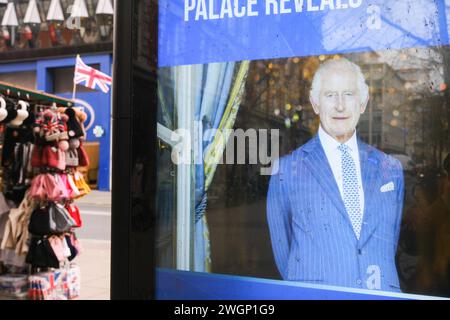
[310,58,369,105]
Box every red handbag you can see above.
[65,203,82,228]
[31,144,43,168]
[77,141,90,167]
[44,146,66,171]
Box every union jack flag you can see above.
[74,55,112,93]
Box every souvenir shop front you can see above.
[0,81,91,299]
[0,54,113,191]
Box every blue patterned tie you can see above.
[338,144,362,239]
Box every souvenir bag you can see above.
[65,148,79,167]
[48,236,65,262]
[30,175,47,200]
[25,237,60,269]
[30,144,43,168]
[52,174,70,200]
[77,141,90,167]
[70,233,82,256]
[62,237,72,259]
[40,174,60,201]
[65,203,82,228]
[40,174,69,202]
[60,174,76,199]
[64,235,78,261]
[43,146,66,171]
[73,171,91,198]
[57,147,67,171]
[66,173,81,198]
[28,207,51,236]
[48,203,77,234]
[66,264,80,299]
[1,192,33,250]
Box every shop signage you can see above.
[159,0,449,67]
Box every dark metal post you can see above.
[111,0,157,299]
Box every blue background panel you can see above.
[159,0,450,67]
[156,268,444,300]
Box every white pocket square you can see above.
[380,182,395,192]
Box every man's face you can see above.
[311,66,367,143]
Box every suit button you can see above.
[358,249,362,255]
[356,279,362,285]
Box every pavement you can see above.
[74,190,111,300]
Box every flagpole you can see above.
[72,54,80,102]
[72,81,77,101]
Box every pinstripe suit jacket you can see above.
[267,135,404,292]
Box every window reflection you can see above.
[157,46,450,297]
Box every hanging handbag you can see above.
[44,146,66,171]
[64,235,78,261]
[30,174,47,201]
[48,203,77,234]
[70,233,82,255]
[48,236,65,262]
[65,203,82,228]
[28,207,51,236]
[60,174,75,199]
[39,174,69,202]
[77,141,90,167]
[65,148,79,167]
[25,237,60,269]
[52,174,70,201]
[73,171,91,198]
[65,174,81,199]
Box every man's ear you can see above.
[310,95,320,115]
[360,95,369,114]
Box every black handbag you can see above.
[26,237,60,269]
[65,235,78,261]
[29,207,51,236]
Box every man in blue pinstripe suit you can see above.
[267,58,405,292]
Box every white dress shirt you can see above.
[318,126,365,216]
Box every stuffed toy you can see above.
[1,98,17,124]
[0,96,8,121]
[10,100,29,127]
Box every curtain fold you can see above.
[194,61,250,272]
[158,61,250,272]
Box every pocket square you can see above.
[380,182,395,192]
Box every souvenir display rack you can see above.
[0,81,90,300]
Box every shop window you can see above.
[156,0,450,299]
[0,71,36,90]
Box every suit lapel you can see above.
[302,136,354,231]
[358,140,382,247]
